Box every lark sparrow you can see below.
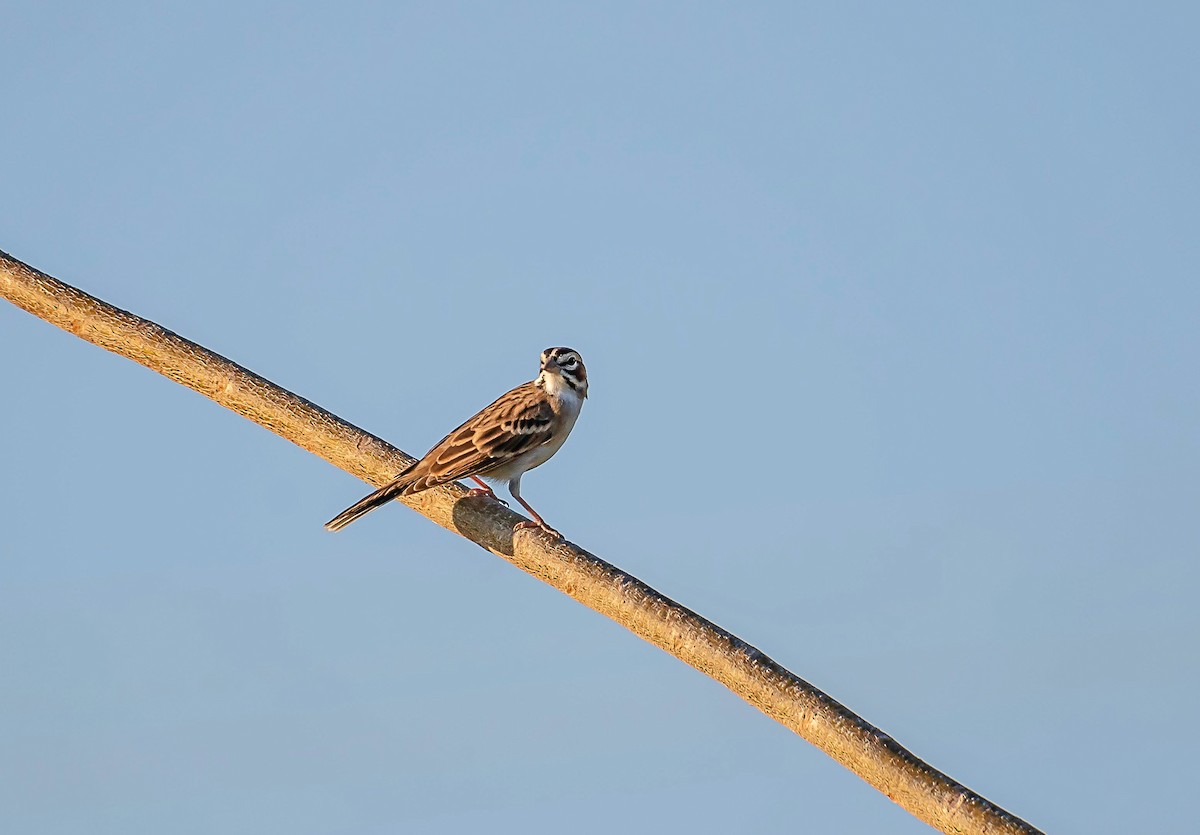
[325,347,587,537]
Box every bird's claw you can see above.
[467,487,508,506]
[514,520,561,539]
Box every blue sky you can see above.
[2,3,1197,833]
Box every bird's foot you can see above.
[514,520,561,539]
[467,487,508,506]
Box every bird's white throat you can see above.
[539,370,586,407]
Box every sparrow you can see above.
[324,347,587,537]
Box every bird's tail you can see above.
[324,474,413,532]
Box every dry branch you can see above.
[0,249,1042,835]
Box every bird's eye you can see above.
[562,357,577,367]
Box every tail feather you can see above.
[325,477,411,532]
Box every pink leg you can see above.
[512,494,560,538]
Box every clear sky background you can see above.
[2,3,1197,833]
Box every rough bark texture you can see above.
[1,249,1042,835]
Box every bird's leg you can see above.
[467,476,507,506]
[510,488,560,538]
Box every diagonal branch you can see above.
[0,249,1042,835]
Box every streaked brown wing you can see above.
[400,382,554,493]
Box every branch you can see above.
[0,249,1042,835]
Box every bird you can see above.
[324,347,587,537]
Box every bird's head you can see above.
[539,347,587,399]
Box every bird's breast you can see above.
[503,389,583,477]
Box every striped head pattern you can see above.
[539,347,587,398]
